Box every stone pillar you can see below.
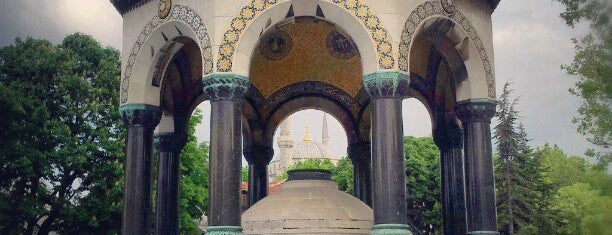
[363,71,412,235]
[154,132,186,235]
[119,104,162,235]
[455,99,499,235]
[348,142,372,206]
[434,119,467,235]
[202,73,249,235]
[244,145,274,207]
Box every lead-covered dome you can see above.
[242,169,373,234]
[291,140,340,162]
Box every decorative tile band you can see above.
[120,5,213,104]
[216,0,394,72]
[398,1,495,98]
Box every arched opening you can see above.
[269,109,348,181]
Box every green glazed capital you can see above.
[118,104,162,128]
[206,226,244,235]
[363,71,410,99]
[370,224,413,235]
[202,73,249,102]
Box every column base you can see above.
[370,224,413,235]
[467,231,499,235]
[206,226,244,235]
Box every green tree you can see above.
[177,109,209,235]
[556,0,611,164]
[404,136,441,235]
[493,82,542,235]
[552,183,612,235]
[0,34,124,234]
[331,157,353,194]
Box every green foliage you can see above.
[242,167,249,182]
[556,0,611,163]
[332,157,354,194]
[0,34,124,234]
[552,183,612,235]
[493,82,543,234]
[403,136,441,235]
[178,110,209,235]
[272,158,354,194]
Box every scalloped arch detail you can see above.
[398,1,495,98]
[120,5,213,104]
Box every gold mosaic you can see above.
[216,0,394,72]
[249,17,362,98]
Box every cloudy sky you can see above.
[0,0,596,159]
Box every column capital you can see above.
[371,224,413,235]
[347,142,371,163]
[154,132,187,153]
[455,99,496,123]
[243,144,274,164]
[363,71,410,99]
[434,122,463,149]
[119,104,162,128]
[202,73,249,102]
[206,226,243,235]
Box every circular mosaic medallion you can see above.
[326,31,357,60]
[259,31,292,60]
[441,0,456,15]
[158,0,172,19]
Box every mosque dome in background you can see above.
[290,122,341,162]
[269,113,340,180]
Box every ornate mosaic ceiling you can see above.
[250,17,363,99]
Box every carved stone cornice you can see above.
[154,132,187,153]
[363,71,410,99]
[455,99,496,123]
[202,73,249,102]
[119,104,162,128]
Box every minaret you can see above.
[277,117,294,172]
[303,122,312,142]
[322,113,329,146]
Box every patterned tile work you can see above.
[120,5,213,104]
[216,0,394,72]
[330,0,394,69]
[398,1,495,99]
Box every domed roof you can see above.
[242,170,373,234]
[290,121,340,161]
[291,141,340,161]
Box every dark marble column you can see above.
[456,99,499,235]
[363,71,412,234]
[154,132,186,235]
[348,142,372,206]
[119,104,162,235]
[244,145,273,207]
[434,119,467,235]
[202,73,249,235]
